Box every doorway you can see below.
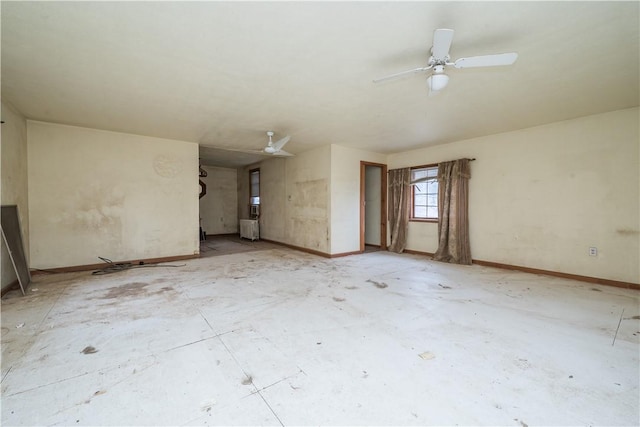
[360,161,387,252]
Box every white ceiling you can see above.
[2,2,638,168]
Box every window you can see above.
[411,165,438,220]
[249,168,260,205]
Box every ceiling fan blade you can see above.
[202,143,287,158]
[373,66,431,83]
[454,52,518,69]
[217,148,270,156]
[431,29,455,60]
[272,150,294,157]
[272,135,290,151]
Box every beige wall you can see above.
[255,157,287,241]
[286,145,332,252]
[238,145,332,253]
[27,121,199,269]
[13,103,635,285]
[330,145,386,254]
[388,107,640,284]
[1,102,29,290]
[238,158,288,242]
[199,165,238,235]
[238,145,387,255]
[237,164,253,222]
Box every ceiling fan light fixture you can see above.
[427,73,449,92]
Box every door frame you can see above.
[360,161,387,252]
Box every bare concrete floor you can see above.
[2,243,639,426]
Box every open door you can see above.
[360,162,387,252]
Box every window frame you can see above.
[410,164,439,223]
[249,168,260,206]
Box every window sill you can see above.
[409,218,438,223]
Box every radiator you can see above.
[240,219,259,241]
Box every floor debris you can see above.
[81,346,98,354]
[612,308,625,346]
[200,399,216,412]
[366,279,388,289]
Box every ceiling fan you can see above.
[373,28,518,94]
[236,131,294,157]
[262,131,292,156]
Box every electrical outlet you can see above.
[589,247,598,257]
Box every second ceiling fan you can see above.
[374,28,518,94]
[261,131,292,156]
[245,131,293,157]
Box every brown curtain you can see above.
[387,168,411,253]
[433,159,472,264]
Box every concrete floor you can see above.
[2,240,639,426]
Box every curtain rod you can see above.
[388,158,476,173]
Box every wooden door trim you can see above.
[360,161,387,252]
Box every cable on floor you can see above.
[91,257,186,275]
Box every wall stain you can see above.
[59,185,125,233]
[616,228,640,236]
[293,179,327,209]
[290,218,327,251]
[153,155,183,178]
